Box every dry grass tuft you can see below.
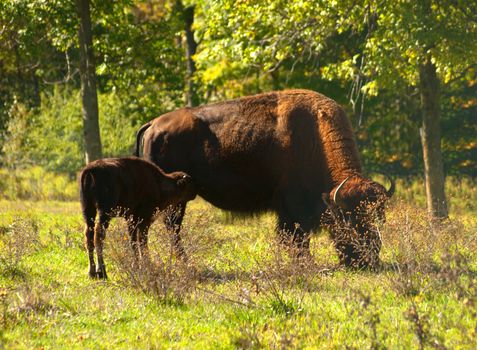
[1,283,56,332]
[107,219,200,305]
[233,324,262,350]
[234,238,328,315]
[382,200,476,297]
[104,207,224,304]
[322,200,384,269]
[0,218,40,278]
[404,301,447,350]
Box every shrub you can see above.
[0,167,77,201]
[1,86,141,175]
[107,216,200,305]
[382,199,476,298]
[0,217,40,278]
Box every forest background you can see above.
[0,0,476,211]
[1,2,477,348]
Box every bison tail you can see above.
[134,121,152,157]
[79,169,96,226]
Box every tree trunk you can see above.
[270,70,280,91]
[419,59,448,219]
[183,5,199,107]
[76,0,102,163]
[32,69,41,107]
[13,41,24,100]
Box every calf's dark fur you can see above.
[79,157,196,278]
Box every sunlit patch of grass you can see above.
[0,176,476,348]
[395,176,477,226]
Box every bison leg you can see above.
[334,242,358,267]
[276,190,316,259]
[94,212,110,279]
[277,214,311,258]
[163,204,187,259]
[333,237,380,269]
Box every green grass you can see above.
[1,178,476,349]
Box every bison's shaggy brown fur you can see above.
[135,89,393,267]
[79,157,196,278]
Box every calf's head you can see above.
[161,171,197,207]
[322,175,394,268]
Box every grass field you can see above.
[0,177,476,349]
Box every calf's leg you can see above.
[82,203,97,278]
[127,217,140,258]
[85,225,96,278]
[127,215,152,261]
[84,225,96,278]
[136,219,151,260]
[94,211,110,279]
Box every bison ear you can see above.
[322,193,333,208]
[322,192,342,216]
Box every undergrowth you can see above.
[0,177,476,348]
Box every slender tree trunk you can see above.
[419,58,448,219]
[76,0,102,163]
[13,41,24,99]
[270,70,280,91]
[32,69,41,107]
[183,4,199,107]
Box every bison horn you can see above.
[384,174,395,198]
[375,172,395,198]
[369,172,395,198]
[333,177,349,205]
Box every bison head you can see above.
[322,175,394,269]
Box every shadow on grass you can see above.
[197,267,251,284]
[196,261,341,285]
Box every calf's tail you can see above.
[134,121,152,157]
[79,169,96,227]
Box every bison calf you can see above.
[79,157,196,279]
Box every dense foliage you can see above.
[0,0,476,176]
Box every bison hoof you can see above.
[88,270,97,279]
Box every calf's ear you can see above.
[161,177,177,194]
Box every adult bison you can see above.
[135,89,394,268]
